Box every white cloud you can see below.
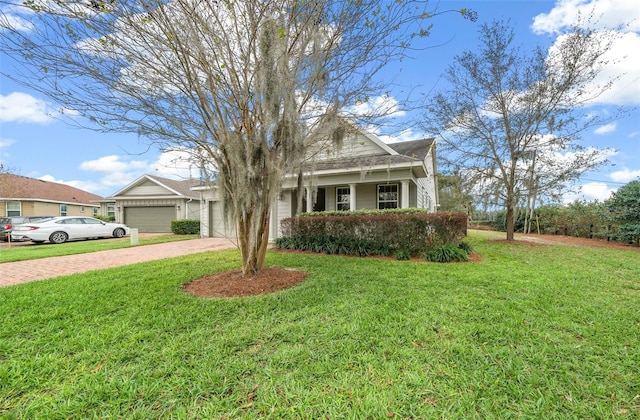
[564,181,617,202]
[594,122,617,134]
[38,174,104,196]
[610,168,640,183]
[379,128,426,144]
[0,13,33,32]
[348,95,406,119]
[0,3,36,32]
[75,149,204,194]
[532,0,640,34]
[0,137,15,149]
[0,92,55,124]
[531,0,640,106]
[150,148,207,180]
[79,154,153,192]
[79,154,148,173]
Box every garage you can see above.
[124,206,175,233]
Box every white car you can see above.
[11,216,131,244]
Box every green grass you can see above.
[1,231,638,418]
[0,234,199,263]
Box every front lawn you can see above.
[0,234,199,263]
[1,232,638,418]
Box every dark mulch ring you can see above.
[182,267,308,298]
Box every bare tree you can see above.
[1,0,475,274]
[423,18,620,240]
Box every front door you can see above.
[313,188,326,212]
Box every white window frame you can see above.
[377,184,399,209]
[336,186,350,211]
[60,204,67,216]
[6,201,21,216]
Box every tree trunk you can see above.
[506,203,515,241]
[237,199,271,276]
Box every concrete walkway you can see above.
[0,238,237,287]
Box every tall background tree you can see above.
[423,18,620,240]
[606,180,640,246]
[437,173,474,214]
[0,0,474,275]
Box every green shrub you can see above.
[426,245,469,263]
[393,249,411,261]
[278,210,467,258]
[458,241,473,253]
[171,219,200,235]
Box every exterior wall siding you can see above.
[121,180,175,196]
[1,200,99,217]
[311,132,386,161]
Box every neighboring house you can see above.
[0,173,101,217]
[102,174,201,233]
[195,128,438,240]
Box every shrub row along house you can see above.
[1,128,438,237]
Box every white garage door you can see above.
[124,207,175,233]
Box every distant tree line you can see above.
[490,180,640,246]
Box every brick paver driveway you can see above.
[0,238,236,287]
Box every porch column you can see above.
[349,183,356,211]
[306,187,313,213]
[401,180,410,209]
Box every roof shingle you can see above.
[0,173,102,205]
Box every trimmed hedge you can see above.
[171,219,200,235]
[276,210,467,258]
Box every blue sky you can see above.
[1,0,639,201]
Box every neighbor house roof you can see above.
[0,173,102,205]
[311,138,435,172]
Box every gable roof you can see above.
[311,138,435,172]
[107,174,200,199]
[0,173,102,205]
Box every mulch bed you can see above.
[182,266,308,298]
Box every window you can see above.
[378,184,398,209]
[60,217,83,224]
[93,207,98,216]
[60,204,67,216]
[82,218,102,225]
[107,203,115,218]
[6,201,21,216]
[336,187,350,211]
[80,206,85,213]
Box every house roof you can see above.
[146,175,201,196]
[0,173,102,205]
[107,174,200,199]
[311,138,435,172]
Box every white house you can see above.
[195,128,438,240]
[102,174,201,232]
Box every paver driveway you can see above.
[0,238,236,287]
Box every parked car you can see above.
[11,216,131,244]
[1,216,55,241]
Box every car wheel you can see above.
[49,231,68,244]
[113,228,126,238]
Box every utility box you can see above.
[130,228,139,245]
